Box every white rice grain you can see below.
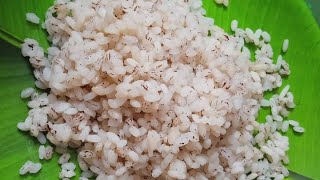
[288,120,299,127]
[59,153,71,165]
[37,132,47,144]
[231,20,238,31]
[19,161,33,175]
[28,163,42,174]
[282,39,289,52]
[19,161,41,175]
[261,31,271,42]
[293,126,304,133]
[62,163,76,171]
[26,13,40,24]
[21,88,35,98]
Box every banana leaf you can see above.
[0,0,319,179]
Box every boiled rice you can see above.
[19,161,42,175]
[17,0,303,179]
[293,126,305,133]
[231,20,238,31]
[26,13,40,24]
[282,39,289,52]
[58,153,71,165]
[38,145,53,160]
[215,0,229,6]
[261,31,271,42]
[21,87,35,98]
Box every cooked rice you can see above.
[21,87,35,98]
[18,0,303,179]
[215,0,229,6]
[26,13,40,24]
[39,145,53,160]
[261,31,271,43]
[58,153,71,165]
[19,161,42,175]
[37,132,47,144]
[231,20,238,32]
[282,39,289,52]
[293,126,304,133]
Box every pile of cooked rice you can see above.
[18,0,304,179]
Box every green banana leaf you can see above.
[0,0,319,179]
